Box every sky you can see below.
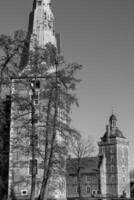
[0,0,134,169]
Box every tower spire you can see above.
[112,106,114,115]
[30,0,56,49]
[42,0,51,4]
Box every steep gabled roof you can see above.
[66,156,99,175]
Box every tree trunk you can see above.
[77,158,82,200]
[30,86,36,200]
[39,64,58,200]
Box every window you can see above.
[92,176,97,183]
[122,167,125,173]
[87,175,92,182]
[92,191,96,197]
[100,147,104,154]
[38,1,41,6]
[34,92,39,105]
[21,190,28,196]
[92,190,96,195]
[34,113,39,124]
[29,159,38,175]
[111,175,115,183]
[123,177,125,182]
[111,146,114,153]
[75,186,79,193]
[77,186,80,193]
[111,165,114,173]
[70,176,77,184]
[111,155,114,163]
[15,151,20,161]
[87,186,91,193]
[30,91,39,105]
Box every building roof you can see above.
[109,114,117,122]
[66,156,99,175]
[101,127,126,142]
[101,114,126,142]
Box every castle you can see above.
[0,0,131,199]
[67,114,130,198]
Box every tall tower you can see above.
[98,114,130,197]
[29,0,56,49]
[8,1,65,199]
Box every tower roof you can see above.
[101,128,125,142]
[101,114,126,142]
[109,114,117,122]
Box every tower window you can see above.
[123,177,126,182]
[87,175,92,182]
[34,113,39,124]
[111,165,114,173]
[34,92,39,105]
[100,147,104,154]
[74,176,77,184]
[111,175,115,183]
[92,176,97,183]
[31,80,40,89]
[87,186,91,193]
[38,1,41,6]
[21,190,28,196]
[122,167,125,173]
[111,155,114,163]
[111,146,114,153]
[75,186,80,193]
[30,91,39,105]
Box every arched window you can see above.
[87,186,91,193]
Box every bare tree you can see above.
[68,136,95,200]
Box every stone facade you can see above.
[98,114,130,197]
[30,0,56,49]
[8,1,66,199]
[8,78,66,199]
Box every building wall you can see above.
[8,78,66,200]
[99,155,106,195]
[98,141,118,196]
[116,138,130,197]
[67,174,99,198]
[98,137,130,197]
